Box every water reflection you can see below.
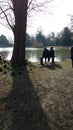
[26,48,43,62]
[0,47,70,62]
[0,47,13,60]
[55,47,70,61]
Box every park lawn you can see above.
[0,59,73,130]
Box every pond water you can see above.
[0,47,70,63]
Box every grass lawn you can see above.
[0,59,73,130]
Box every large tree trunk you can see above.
[11,0,28,66]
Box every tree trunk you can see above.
[11,0,28,66]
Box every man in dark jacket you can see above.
[43,48,50,64]
[49,47,55,63]
[70,46,73,67]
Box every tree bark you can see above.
[11,0,28,66]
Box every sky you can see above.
[0,0,73,40]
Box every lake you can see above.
[0,47,70,63]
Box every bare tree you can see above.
[0,0,52,66]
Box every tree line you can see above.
[0,26,73,48]
[26,27,73,47]
[0,35,13,47]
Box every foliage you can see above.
[0,26,72,48]
[36,31,47,46]
[61,27,72,46]
[26,33,32,47]
[0,35,12,47]
[26,27,73,47]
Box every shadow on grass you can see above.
[0,68,51,130]
[41,62,62,70]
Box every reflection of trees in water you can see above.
[26,49,42,62]
[0,47,70,62]
[55,48,70,61]
[26,48,70,62]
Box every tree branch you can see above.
[0,7,13,31]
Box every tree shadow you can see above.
[41,62,62,70]
[0,68,51,130]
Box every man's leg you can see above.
[40,57,43,65]
[72,60,73,68]
[52,57,54,63]
[45,57,46,64]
